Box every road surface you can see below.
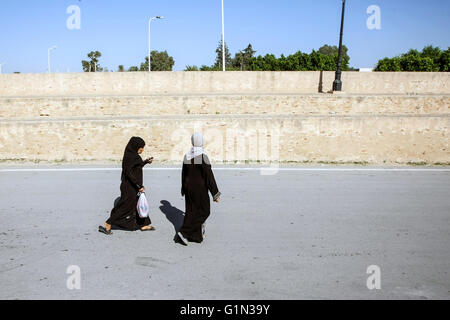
[0,166,449,300]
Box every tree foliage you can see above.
[185,43,351,72]
[82,51,103,72]
[232,44,257,70]
[248,45,350,71]
[184,65,199,71]
[375,46,449,71]
[214,41,233,69]
[140,50,175,71]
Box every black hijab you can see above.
[122,137,145,171]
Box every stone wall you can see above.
[0,72,448,165]
[0,94,448,119]
[0,116,447,165]
[0,71,449,96]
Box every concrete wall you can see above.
[1,94,448,119]
[0,72,448,165]
[0,116,448,165]
[0,71,449,96]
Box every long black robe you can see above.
[179,154,220,243]
[107,137,151,230]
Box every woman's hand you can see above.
[146,157,154,164]
[139,186,145,193]
[214,197,220,203]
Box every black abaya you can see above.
[107,137,151,231]
[179,154,220,243]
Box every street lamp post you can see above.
[333,0,346,91]
[48,45,57,73]
[221,0,226,71]
[148,16,164,72]
[0,62,5,74]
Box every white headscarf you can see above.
[185,132,207,161]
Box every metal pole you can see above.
[222,0,226,71]
[149,18,153,72]
[333,0,346,91]
[48,46,56,73]
[149,16,163,72]
[48,49,51,73]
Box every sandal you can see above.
[141,226,156,232]
[98,226,113,235]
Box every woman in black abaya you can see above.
[176,133,221,245]
[99,137,155,235]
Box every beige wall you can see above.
[0,71,449,96]
[0,116,448,165]
[1,94,449,119]
[0,72,448,165]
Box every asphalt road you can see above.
[0,166,449,300]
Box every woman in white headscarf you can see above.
[176,132,221,245]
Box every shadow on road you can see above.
[159,200,185,233]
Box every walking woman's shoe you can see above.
[98,226,113,235]
[141,226,156,232]
[176,232,188,246]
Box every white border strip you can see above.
[0,167,449,173]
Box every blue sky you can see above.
[0,0,449,73]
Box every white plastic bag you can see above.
[137,192,149,218]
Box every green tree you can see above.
[310,50,337,71]
[232,44,256,70]
[291,51,314,71]
[421,46,441,63]
[118,65,125,72]
[249,53,284,71]
[248,46,351,71]
[214,41,232,69]
[317,44,350,71]
[375,46,446,71]
[400,55,437,71]
[232,51,245,70]
[187,44,355,71]
[438,47,450,71]
[200,65,216,71]
[375,57,402,71]
[184,65,199,71]
[140,51,175,71]
[128,66,139,72]
[81,51,103,72]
